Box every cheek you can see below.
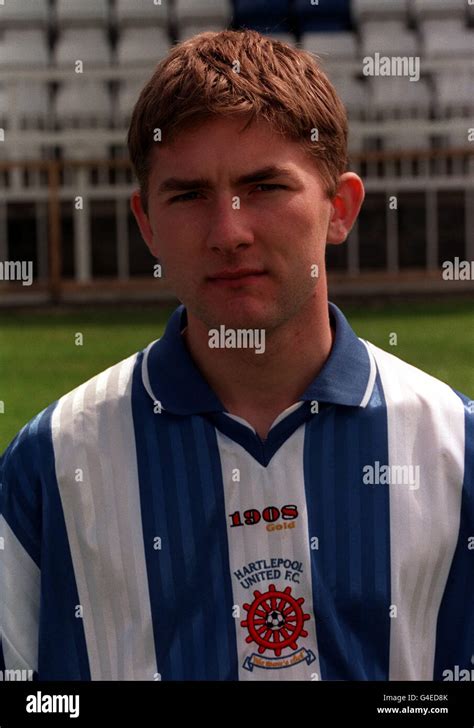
[281,196,327,232]
[270,201,328,255]
[159,210,206,244]
[150,214,190,260]
[150,218,201,288]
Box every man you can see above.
[1,30,472,681]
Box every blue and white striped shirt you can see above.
[1,301,473,680]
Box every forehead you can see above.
[149,116,316,180]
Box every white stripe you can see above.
[51,354,158,680]
[141,339,161,405]
[367,342,465,680]
[216,425,321,680]
[0,516,40,672]
[359,338,377,407]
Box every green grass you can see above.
[1,299,473,451]
[347,300,474,398]
[0,305,176,450]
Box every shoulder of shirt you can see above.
[0,347,144,472]
[364,339,474,416]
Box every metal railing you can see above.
[0,146,473,304]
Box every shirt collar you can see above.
[141,301,376,415]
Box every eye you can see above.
[169,191,202,203]
[168,184,285,203]
[254,184,285,192]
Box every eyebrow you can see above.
[156,165,296,195]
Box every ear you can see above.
[130,189,160,257]
[326,172,365,245]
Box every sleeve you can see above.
[433,390,474,679]
[0,427,42,680]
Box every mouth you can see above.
[207,270,268,285]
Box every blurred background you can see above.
[0,0,473,447]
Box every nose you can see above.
[205,195,255,254]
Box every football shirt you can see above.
[1,301,472,680]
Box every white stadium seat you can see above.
[352,0,409,22]
[0,0,50,26]
[116,28,171,65]
[60,140,111,160]
[433,70,474,114]
[383,130,432,150]
[56,76,112,157]
[56,0,110,26]
[347,133,365,152]
[115,0,168,27]
[420,19,473,58]
[116,79,145,123]
[360,20,419,57]
[0,29,49,67]
[331,75,370,118]
[174,0,232,25]
[444,129,472,147]
[301,32,358,60]
[0,81,50,125]
[54,29,112,67]
[0,84,7,120]
[0,141,45,160]
[0,82,47,158]
[411,0,468,21]
[54,81,112,125]
[369,76,431,118]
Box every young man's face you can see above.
[131,115,362,332]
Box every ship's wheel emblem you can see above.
[241,583,311,657]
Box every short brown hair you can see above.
[127,29,348,215]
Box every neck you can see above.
[182,291,334,418]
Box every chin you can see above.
[186,290,283,331]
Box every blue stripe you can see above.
[434,390,474,680]
[1,422,42,568]
[192,416,238,677]
[1,405,90,679]
[132,355,238,680]
[304,372,391,680]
